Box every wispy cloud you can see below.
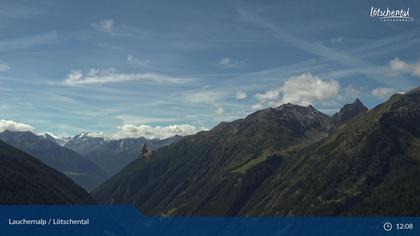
[330,36,343,44]
[0,64,10,72]
[182,89,226,104]
[215,106,224,115]
[235,7,405,88]
[181,89,228,116]
[344,86,360,98]
[127,55,151,67]
[63,68,192,86]
[0,3,47,19]
[218,57,242,68]
[235,91,247,100]
[92,19,114,34]
[0,31,58,52]
[91,19,150,40]
[237,9,361,67]
[347,30,420,58]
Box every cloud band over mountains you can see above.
[0,119,205,140]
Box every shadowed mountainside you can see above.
[0,130,107,191]
[0,140,94,204]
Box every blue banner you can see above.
[0,206,418,236]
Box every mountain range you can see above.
[2,87,419,213]
[0,130,107,191]
[64,133,182,177]
[0,139,94,204]
[93,88,420,216]
[0,130,182,191]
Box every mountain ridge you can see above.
[93,101,360,215]
[240,90,420,215]
[93,89,420,216]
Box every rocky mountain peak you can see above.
[332,99,368,125]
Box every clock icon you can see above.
[384,222,393,231]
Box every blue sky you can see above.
[0,0,420,138]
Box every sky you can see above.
[0,0,420,139]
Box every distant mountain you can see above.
[65,133,183,177]
[332,98,368,125]
[65,132,107,151]
[93,89,420,216]
[0,139,94,204]
[38,133,70,146]
[0,130,107,191]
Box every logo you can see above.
[370,6,414,22]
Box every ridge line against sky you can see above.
[0,0,419,137]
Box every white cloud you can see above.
[414,66,420,77]
[127,55,151,67]
[389,58,420,78]
[254,72,339,107]
[371,87,396,99]
[111,124,206,139]
[64,68,191,85]
[0,119,33,132]
[93,19,114,33]
[390,58,409,71]
[279,73,339,105]
[235,91,247,100]
[0,64,10,72]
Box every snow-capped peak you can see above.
[33,131,71,146]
